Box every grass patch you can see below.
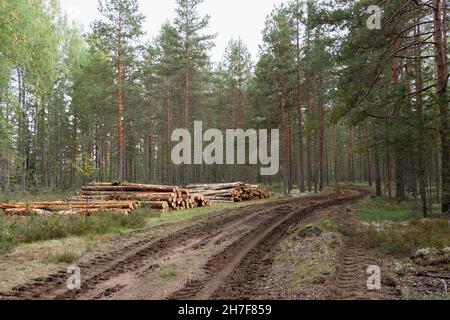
[43,251,79,264]
[0,211,148,253]
[320,220,340,232]
[354,219,450,257]
[357,209,411,222]
[0,199,273,254]
[354,197,420,222]
[156,267,177,279]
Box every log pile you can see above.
[74,182,211,212]
[0,200,140,216]
[0,182,269,217]
[186,182,271,204]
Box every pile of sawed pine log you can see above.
[70,182,211,213]
[186,182,271,204]
[0,182,270,217]
[0,200,140,216]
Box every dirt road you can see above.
[0,188,368,300]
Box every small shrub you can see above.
[157,267,177,279]
[0,211,149,253]
[44,251,79,264]
[355,219,450,257]
[320,220,340,232]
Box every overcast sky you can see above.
[58,0,286,62]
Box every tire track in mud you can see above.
[331,242,400,300]
[169,189,366,300]
[0,194,331,300]
[333,242,379,300]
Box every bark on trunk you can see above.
[433,0,450,213]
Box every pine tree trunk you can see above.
[347,128,355,183]
[386,136,392,199]
[306,29,313,192]
[117,18,124,182]
[318,77,325,191]
[287,108,293,191]
[295,3,305,192]
[71,109,78,187]
[166,78,173,183]
[365,128,373,187]
[333,125,338,185]
[375,145,382,197]
[182,43,190,185]
[279,76,290,194]
[433,0,450,213]
[415,19,428,217]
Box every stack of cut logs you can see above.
[71,182,211,213]
[0,182,270,217]
[186,182,271,204]
[0,200,140,216]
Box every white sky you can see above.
[58,0,286,62]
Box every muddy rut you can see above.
[0,188,367,300]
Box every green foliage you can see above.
[156,267,178,279]
[0,0,447,209]
[91,0,145,64]
[357,208,413,222]
[354,197,421,222]
[355,219,450,257]
[0,212,148,253]
[221,38,253,128]
[174,0,216,69]
[70,152,96,181]
[43,251,80,264]
[320,220,340,232]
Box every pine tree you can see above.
[261,5,297,193]
[174,0,215,183]
[91,0,145,182]
[223,38,253,129]
[174,0,215,129]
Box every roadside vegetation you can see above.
[344,197,450,300]
[354,197,422,222]
[156,267,178,279]
[43,251,80,264]
[354,219,450,257]
[349,197,450,257]
[0,212,148,253]
[0,199,274,254]
[0,192,74,204]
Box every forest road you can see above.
[0,187,369,300]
